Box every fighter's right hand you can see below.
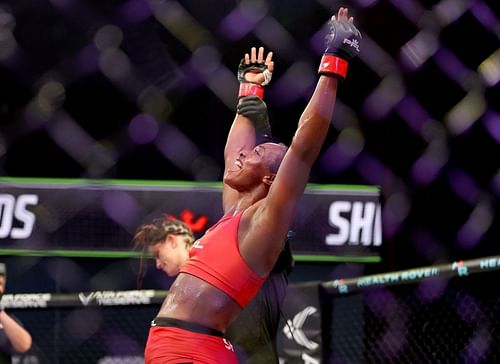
[237,46,274,86]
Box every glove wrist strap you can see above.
[238,83,264,100]
[318,55,349,79]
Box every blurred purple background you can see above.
[0,0,499,271]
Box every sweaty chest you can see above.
[188,213,239,260]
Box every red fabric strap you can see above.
[317,54,349,79]
[238,83,264,100]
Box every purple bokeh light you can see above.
[218,9,258,41]
[447,169,480,205]
[483,110,500,143]
[116,0,152,26]
[128,113,160,145]
[102,190,139,227]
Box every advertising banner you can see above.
[278,283,323,363]
[0,178,381,260]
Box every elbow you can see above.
[16,335,32,353]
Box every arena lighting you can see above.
[0,1,499,362]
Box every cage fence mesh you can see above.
[325,270,500,364]
[12,305,158,364]
[7,265,500,363]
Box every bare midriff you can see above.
[156,273,243,333]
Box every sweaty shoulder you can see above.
[238,202,284,276]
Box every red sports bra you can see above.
[180,211,266,307]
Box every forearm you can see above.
[291,75,339,164]
[224,113,256,162]
[224,46,273,161]
[0,310,32,352]
[292,7,361,165]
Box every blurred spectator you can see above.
[0,263,32,364]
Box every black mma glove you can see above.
[237,96,271,137]
[237,59,272,100]
[318,17,362,79]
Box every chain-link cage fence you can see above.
[13,305,157,364]
[8,294,162,364]
[5,256,500,364]
[323,258,500,364]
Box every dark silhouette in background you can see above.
[0,263,32,363]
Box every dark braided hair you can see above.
[132,217,195,288]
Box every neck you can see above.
[227,186,267,216]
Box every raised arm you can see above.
[267,8,361,221]
[243,8,362,272]
[223,47,274,212]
